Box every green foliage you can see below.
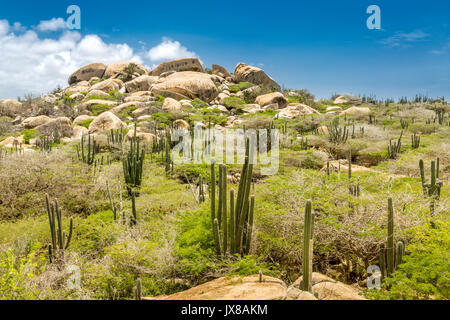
[368,219,450,300]
[22,129,38,144]
[227,255,280,278]
[223,96,245,111]
[77,119,94,129]
[90,104,112,116]
[190,98,209,109]
[0,243,43,300]
[228,82,254,93]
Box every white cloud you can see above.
[0,19,143,100]
[379,30,430,47]
[36,17,68,32]
[148,37,197,62]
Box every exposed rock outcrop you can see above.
[234,63,280,91]
[151,58,204,76]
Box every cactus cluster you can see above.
[211,140,255,257]
[122,128,145,193]
[400,119,409,130]
[301,200,314,293]
[76,134,99,165]
[379,198,405,279]
[387,131,403,159]
[411,133,421,149]
[40,136,53,153]
[327,118,349,145]
[419,158,442,200]
[107,128,125,148]
[46,194,73,263]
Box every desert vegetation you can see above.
[0,60,448,300]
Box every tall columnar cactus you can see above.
[347,152,352,180]
[107,128,124,148]
[301,200,314,293]
[411,134,421,149]
[379,198,406,279]
[77,134,98,165]
[106,181,117,221]
[122,128,145,193]
[327,118,349,145]
[211,139,255,257]
[419,158,442,200]
[46,194,73,263]
[387,131,403,159]
[386,198,395,276]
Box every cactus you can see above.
[46,194,73,263]
[130,191,138,226]
[133,278,142,300]
[349,178,360,197]
[107,128,125,148]
[122,127,145,194]
[77,134,98,165]
[411,134,421,149]
[301,200,314,293]
[327,118,349,145]
[387,131,403,159]
[379,198,405,279]
[400,119,409,130]
[347,152,352,180]
[387,198,395,276]
[106,181,117,221]
[210,139,255,256]
[419,158,442,200]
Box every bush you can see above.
[367,219,450,300]
[90,104,113,116]
[22,129,38,144]
[190,98,209,109]
[0,243,44,300]
[223,97,245,111]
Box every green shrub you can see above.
[0,243,44,300]
[223,96,245,111]
[77,119,94,129]
[367,219,450,300]
[90,104,113,116]
[22,129,38,144]
[190,98,209,109]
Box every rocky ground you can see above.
[0,58,448,300]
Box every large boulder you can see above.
[104,61,148,79]
[126,130,156,144]
[72,125,89,139]
[64,81,90,95]
[277,104,318,119]
[21,115,52,129]
[234,63,280,91]
[342,106,371,117]
[73,115,95,126]
[255,92,288,109]
[125,75,159,93]
[162,98,182,111]
[0,100,23,117]
[90,79,120,93]
[77,100,118,113]
[148,275,287,300]
[151,58,204,76]
[151,71,219,103]
[173,119,190,130]
[68,63,106,85]
[36,117,73,138]
[333,94,362,105]
[88,111,126,134]
[212,64,231,78]
[110,101,147,115]
[291,273,366,300]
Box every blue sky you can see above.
[0,0,449,100]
